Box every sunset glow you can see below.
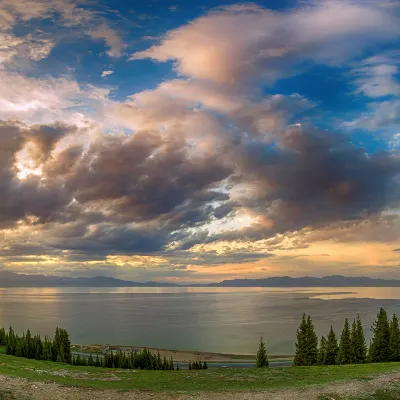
[0,0,399,283]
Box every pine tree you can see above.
[325,326,338,365]
[203,361,208,370]
[353,315,367,363]
[337,318,352,365]
[389,314,400,362]
[0,327,6,345]
[369,308,390,363]
[350,319,358,364]
[88,354,94,367]
[256,337,269,368]
[95,355,101,367]
[56,346,65,363]
[294,314,319,366]
[157,351,162,370]
[76,354,82,366]
[163,356,168,370]
[318,336,327,365]
[294,314,307,366]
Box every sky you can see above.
[0,0,399,283]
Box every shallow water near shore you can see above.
[1,286,400,354]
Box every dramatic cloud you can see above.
[0,0,399,281]
[0,121,76,228]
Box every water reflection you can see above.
[1,286,399,354]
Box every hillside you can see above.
[0,353,400,399]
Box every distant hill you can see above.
[203,275,400,287]
[0,271,178,287]
[1,271,400,287]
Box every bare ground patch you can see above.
[1,371,400,400]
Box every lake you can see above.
[1,287,400,355]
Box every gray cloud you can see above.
[0,121,74,228]
[215,125,400,240]
[1,117,399,264]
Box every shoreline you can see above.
[71,344,293,363]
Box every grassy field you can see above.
[1,353,400,393]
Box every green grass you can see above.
[1,353,400,393]
[319,386,400,400]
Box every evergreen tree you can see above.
[188,361,192,370]
[294,314,307,366]
[389,314,400,362]
[76,354,82,366]
[0,327,7,345]
[203,361,208,370]
[95,355,101,367]
[56,346,65,363]
[294,314,318,366]
[6,327,16,355]
[42,336,52,361]
[256,337,269,368]
[163,356,168,370]
[34,335,43,360]
[350,319,358,363]
[337,318,352,365]
[353,315,367,363]
[318,336,327,365]
[325,326,338,365]
[157,351,162,370]
[88,355,94,367]
[369,308,390,363]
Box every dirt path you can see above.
[1,371,400,400]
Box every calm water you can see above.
[1,287,400,355]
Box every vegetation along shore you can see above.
[2,307,400,398]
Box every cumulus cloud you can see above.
[131,1,399,85]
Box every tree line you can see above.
[0,326,208,370]
[0,326,71,364]
[293,307,400,366]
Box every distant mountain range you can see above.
[1,271,400,287]
[0,271,178,287]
